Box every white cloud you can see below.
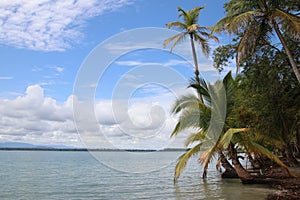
[107,40,219,75]
[0,76,13,80]
[91,84,196,149]
[115,58,218,74]
[115,59,191,68]
[39,80,56,86]
[0,84,80,146]
[0,84,193,149]
[49,66,64,73]
[0,0,133,51]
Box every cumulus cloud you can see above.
[0,84,79,146]
[0,0,133,51]
[91,85,194,149]
[0,84,190,149]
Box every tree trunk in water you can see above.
[229,144,254,184]
[273,21,300,84]
[219,152,239,178]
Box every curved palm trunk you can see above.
[189,33,204,103]
[285,144,299,166]
[219,152,239,178]
[273,21,300,83]
[248,154,261,169]
[229,143,254,183]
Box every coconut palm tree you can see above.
[164,6,218,101]
[171,72,292,183]
[171,72,238,182]
[213,0,300,82]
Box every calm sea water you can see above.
[0,151,274,200]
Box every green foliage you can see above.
[170,2,300,183]
[236,43,300,147]
[171,68,293,181]
[174,143,202,183]
[212,44,236,73]
[164,6,213,55]
[171,72,234,181]
[219,128,248,149]
[213,0,300,79]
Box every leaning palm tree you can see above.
[213,0,300,82]
[171,72,233,182]
[164,6,218,101]
[171,72,292,183]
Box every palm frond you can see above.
[171,102,211,137]
[254,131,285,149]
[219,128,248,149]
[235,19,271,67]
[178,6,204,25]
[199,145,219,178]
[166,21,188,31]
[171,94,200,114]
[163,33,187,52]
[223,71,236,99]
[212,16,234,33]
[184,130,207,147]
[188,76,211,105]
[225,11,263,34]
[174,143,202,183]
[177,6,190,23]
[273,8,300,39]
[189,6,204,23]
[248,141,294,177]
[171,106,200,136]
[193,34,210,57]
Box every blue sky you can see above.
[0,0,230,148]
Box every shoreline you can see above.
[0,147,188,152]
[265,167,300,200]
[266,166,300,200]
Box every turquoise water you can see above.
[0,151,274,199]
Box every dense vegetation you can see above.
[165,0,300,185]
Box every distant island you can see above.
[0,142,188,152]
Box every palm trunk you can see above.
[219,152,239,178]
[285,144,299,166]
[273,21,300,83]
[190,33,204,103]
[296,129,300,158]
[248,154,261,169]
[229,143,254,183]
[189,34,200,82]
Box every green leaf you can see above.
[174,143,202,183]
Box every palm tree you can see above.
[164,6,218,101]
[213,0,300,82]
[171,72,238,182]
[171,72,292,183]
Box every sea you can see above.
[0,150,275,200]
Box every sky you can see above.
[0,0,231,149]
